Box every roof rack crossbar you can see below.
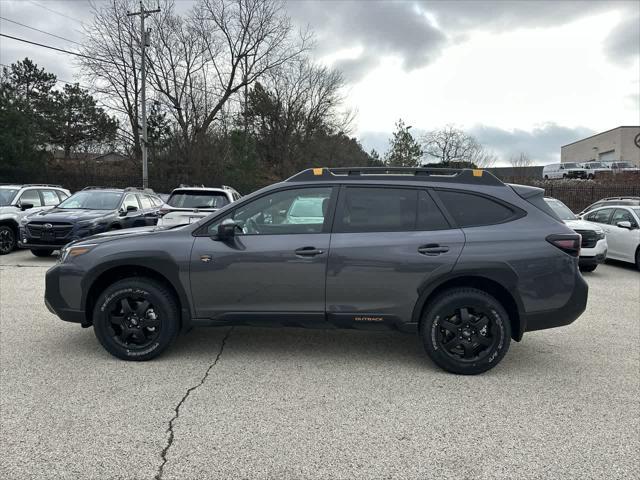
[286,167,504,186]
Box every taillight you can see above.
[546,234,581,257]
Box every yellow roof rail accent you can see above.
[312,168,324,176]
[472,169,483,177]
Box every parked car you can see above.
[0,184,70,255]
[543,197,607,272]
[19,187,163,257]
[542,163,587,179]
[581,205,640,269]
[44,167,588,375]
[157,185,241,227]
[579,197,640,216]
[604,161,640,173]
[580,161,611,179]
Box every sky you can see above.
[1,0,639,165]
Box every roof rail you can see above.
[178,183,205,188]
[285,167,504,186]
[124,186,155,193]
[22,183,64,188]
[82,186,115,190]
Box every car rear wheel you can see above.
[0,225,16,255]
[93,277,179,361]
[579,264,597,272]
[420,288,511,375]
[31,249,53,257]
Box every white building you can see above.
[561,126,640,165]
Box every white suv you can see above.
[157,185,241,227]
[0,184,71,255]
[582,205,640,270]
[544,197,607,272]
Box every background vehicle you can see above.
[579,197,640,216]
[0,184,70,255]
[45,167,588,375]
[157,185,240,227]
[604,161,640,173]
[544,197,607,272]
[543,163,587,179]
[19,187,162,257]
[582,206,640,269]
[580,162,611,179]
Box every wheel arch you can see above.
[412,274,524,341]
[0,218,19,235]
[84,264,191,331]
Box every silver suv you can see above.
[0,184,70,254]
[157,185,241,227]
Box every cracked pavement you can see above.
[1,250,639,479]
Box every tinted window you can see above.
[41,190,60,206]
[168,191,229,209]
[0,188,18,206]
[611,209,637,227]
[335,187,416,233]
[208,187,333,236]
[586,208,613,224]
[437,190,515,227]
[418,191,450,230]
[19,189,42,207]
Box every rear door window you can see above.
[585,208,614,224]
[436,190,516,227]
[417,191,450,230]
[335,187,417,233]
[138,195,153,209]
[41,190,61,206]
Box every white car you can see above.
[157,185,241,227]
[544,197,607,272]
[542,163,587,180]
[0,184,71,255]
[580,162,611,179]
[582,205,640,270]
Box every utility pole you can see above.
[127,1,160,189]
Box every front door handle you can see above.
[295,246,324,257]
[418,244,450,255]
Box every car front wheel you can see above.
[0,225,16,255]
[31,249,54,257]
[420,288,511,375]
[92,277,179,361]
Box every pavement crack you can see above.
[154,327,233,480]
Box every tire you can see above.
[31,249,54,257]
[0,225,16,255]
[544,175,549,180]
[93,277,179,361]
[579,264,597,272]
[420,288,511,375]
[636,248,640,271]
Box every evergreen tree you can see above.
[385,119,423,167]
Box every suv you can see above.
[157,185,240,227]
[44,167,588,375]
[0,184,70,255]
[544,197,607,272]
[19,187,163,257]
[579,197,640,216]
[582,205,640,270]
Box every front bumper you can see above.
[523,271,588,332]
[579,239,607,266]
[45,263,88,325]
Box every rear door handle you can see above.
[418,244,450,255]
[295,246,324,257]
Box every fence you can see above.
[537,184,640,212]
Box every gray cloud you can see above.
[604,13,640,64]
[469,123,595,164]
[358,123,596,165]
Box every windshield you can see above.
[0,189,18,206]
[615,162,634,168]
[167,191,229,209]
[544,198,576,220]
[288,197,325,218]
[586,162,605,168]
[564,163,579,168]
[633,208,640,218]
[58,191,122,210]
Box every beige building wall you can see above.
[561,126,640,165]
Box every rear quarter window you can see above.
[436,190,518,227]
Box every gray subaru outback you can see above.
[45,168,588,374]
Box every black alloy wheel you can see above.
[108,296,162,350]
[0,226,16,255]
[435,306,499,363]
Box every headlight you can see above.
[595,229,605,240]
[59,243,98,263]
[78,219,99,228]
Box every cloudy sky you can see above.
[1,0,638,165]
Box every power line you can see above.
[0,16,82,46]
[0,33,126,68]
[28,0,85,25]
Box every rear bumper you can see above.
[523,272,588,332]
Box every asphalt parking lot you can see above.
[0,250,638,480]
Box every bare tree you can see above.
[509,151,532,168]
[421,125,495,168]
[79,0,144,160]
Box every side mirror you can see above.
[126,205,138,213]
[616,221,633,229]
[20,202,34,211]
[217,218,239,239]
